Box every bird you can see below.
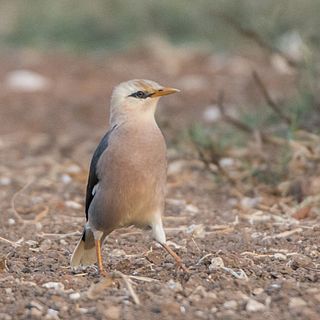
[70,79,188,274]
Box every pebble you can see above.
[223,300,237,309]
[30,307,42,318]
[5,288,12,295]
[203,105,221,123]
[210,307,218,313]
[5,70,50,92]
[289,254,313,269]
[209,257,224,270]
[42,282,64,291]
[0,177,11,185]
[289,297,307,309]
[185,204,199,214]
[185,224,205,238]
[45,309,59,320]
[167,279,183,292]
[252,288,264,295]
[69,292,81,300]
[246,299,266,312]
[241,197,260,209]
[273,253,287,261]
[7,219,15,226]
[61,174,72,184]
[65,200,82,209]
[39,239,52,251]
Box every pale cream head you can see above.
[110,79,179,125]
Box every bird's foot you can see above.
[161,243,190,273]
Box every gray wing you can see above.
[85,125,117,220]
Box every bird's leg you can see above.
[94,230,107,276]
[152,218,189,273]
[161,243,189,273]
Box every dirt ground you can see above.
[0,48,319,320]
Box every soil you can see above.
[0,49,319,320]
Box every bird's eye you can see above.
[136,91,145,98]
[129,91,149,99]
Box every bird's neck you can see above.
[109,107,157,128]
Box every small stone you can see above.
[0,177,11,185]
[241,197,260,209]
[273,253,287,261]
[219,157,235,168]
[111,249,126,257]
[252,288,264,295]
[185,204,199,214]
[246,299,266,312]
[210,307,218,313]
[5,70,50,92]
[104,306,121,320]
[167,279,183,292]
[26,240,38,246]
[65,200,82,209]
[289,297,307,309]
[8,219,15,226]
[69,292,81,300]
[30,308,42,318]
[66,164,81,173]
[39,239,52,251]
[61,174,72,184]
[186,224,205,238]
[209,257,224,270]
[5,288,12,294]
[223,300,237,309]
[59,239,68,246]
[77,308,89,314]
[203,105,221,123]
[194,310,205,318]
[45,309,59,320]
[42,282,64,291]
[288,254,313,269]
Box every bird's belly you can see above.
[90,158,166,232]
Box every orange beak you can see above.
[151,87,180,97]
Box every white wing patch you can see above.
[92,183,99,196]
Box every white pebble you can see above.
[42,282,64,291]
[65,201,82,209]
[246,299,266,312]
[69,292,81,300]
[5,70,50,92]
[8,219,16,225]
[223,300,237,309]
[289,297,307,309]
[0,177,11,185]
[61,174,72,184]
[46,308,59,320]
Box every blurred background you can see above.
[1,0,320,197]
[1,2,320,318]
[1,0,320,190]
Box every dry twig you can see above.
[213,12,297,68]
[252,71,292,125]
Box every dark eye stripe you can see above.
[128,91,151,99]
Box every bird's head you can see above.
[110,79,179,125]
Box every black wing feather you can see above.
[85,125,117,220]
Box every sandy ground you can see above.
[0,49,319,320]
